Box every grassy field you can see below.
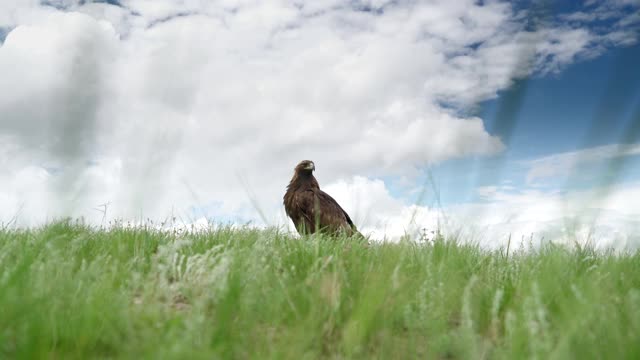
[1,220,639,359]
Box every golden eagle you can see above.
[283,160,361,237]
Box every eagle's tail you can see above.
[350,226,369,245]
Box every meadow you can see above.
[1,220,639,359]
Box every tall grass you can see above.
[0,220,638,359]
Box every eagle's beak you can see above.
[306,162,315,171]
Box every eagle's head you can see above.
[295,160,315,175]
[287,160,320,191]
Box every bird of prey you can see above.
[283,160,362,237]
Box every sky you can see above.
[0,0,639,250]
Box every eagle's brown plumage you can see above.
[284,160,361,237]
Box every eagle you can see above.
[283,160,362,237]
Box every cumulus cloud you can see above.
[317,176,640,251]
[525,143,640,184]
[0,0,638,236]
[460,182,640,251]
[321,176,441,240]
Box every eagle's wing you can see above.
[290,189,317,234]
[315,190,357,234]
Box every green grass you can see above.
[1,220,639,359]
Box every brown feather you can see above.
[284,160,362,237]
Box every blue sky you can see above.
[410,39,640,207]
[0,0,639,246]
[484,44,640,156]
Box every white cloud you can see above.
[459,182,640,251]
[0,0,638,236]
[562,0,639,48]
[307,176,640,251]
[525,143,640,184]
[321,176,440,240]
